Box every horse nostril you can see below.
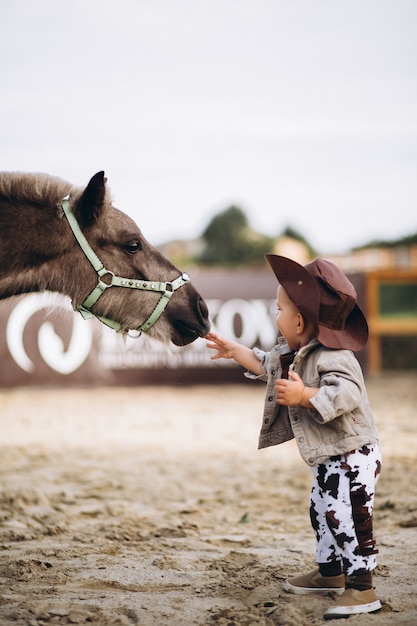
[198,296,209,321]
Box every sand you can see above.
[0,372,416,625]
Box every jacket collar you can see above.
[294,338,321,362]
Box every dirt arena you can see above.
[0,373,416,625]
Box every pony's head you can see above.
[66,172,210,346]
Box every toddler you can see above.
[206,254,382,619]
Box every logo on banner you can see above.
[6,293,92,374]
[4,294,277,376]
[98,298,277,370]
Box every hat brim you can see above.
[318,304,368,352]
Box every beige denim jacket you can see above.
[245,337,379,467]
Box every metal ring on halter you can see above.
[126,329,142,339]
[98,269,115,286]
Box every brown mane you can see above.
[0,172,110,209]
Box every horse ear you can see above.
[75,171,107,225]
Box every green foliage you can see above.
[353,231,417,250]
[197,205,275,266]
[280,225,318,257]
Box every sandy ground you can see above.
[0,373,417,626]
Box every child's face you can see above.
[275,286,302,350]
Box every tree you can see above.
[197,205,275,266]
[280,225,317,257]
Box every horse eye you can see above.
[125,241,141,254]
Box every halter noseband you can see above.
[61,195,190,335]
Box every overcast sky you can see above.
[1,0,416,254]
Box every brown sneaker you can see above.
[284,568,345,596]
[324,588,382,619]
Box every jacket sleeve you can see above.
[244,347,270,383]
[308,351,365,424]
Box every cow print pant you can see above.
[309,443,382,576]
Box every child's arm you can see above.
[206,332,263,376]
[276,371,318,408]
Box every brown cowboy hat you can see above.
[265,254,368,351]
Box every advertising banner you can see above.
[0,269,279,387]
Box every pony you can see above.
[0,171,210,346]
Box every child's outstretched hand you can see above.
[206,332,263,375]
[206,332,238,360]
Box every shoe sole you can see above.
[324,599,382,619]
[284,580,345,596]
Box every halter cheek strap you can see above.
[61,195,190,335]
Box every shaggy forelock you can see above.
[0,172,111,209]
